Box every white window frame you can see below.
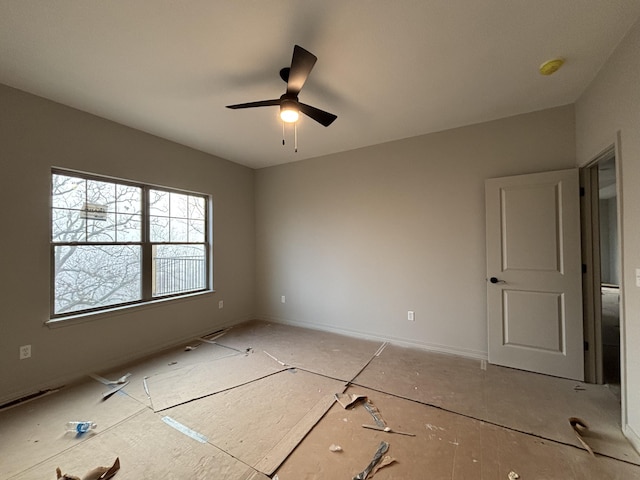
[50,168,212,319]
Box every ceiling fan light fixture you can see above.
[280,99,299,123]
[280,108,299,123]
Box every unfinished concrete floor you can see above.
[1,320,638,479]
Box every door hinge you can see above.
[582,264,587,274]
[580,187,585,197]
[584,341,589,351]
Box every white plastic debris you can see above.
[329,444,343,452]
[508,471,520,480]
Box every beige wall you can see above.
[0,84,255,405]
[576,18,640,450]
[255,105,576,357]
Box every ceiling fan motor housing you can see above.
[280,95,298,111]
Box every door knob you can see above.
[489,277,504,284]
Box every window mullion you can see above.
[141,186,153,300]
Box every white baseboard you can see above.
[624,424,640,455]
[255,314,488,361]
[2,313,486,407]
[0,315,249,408]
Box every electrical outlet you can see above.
[407,311,415,321]
[281,295,286,304]
[19,345,31,360]
[218,300,223,309]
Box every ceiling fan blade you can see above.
[226,99,280,109]
[286,45,317,97]
[298,102,337,127]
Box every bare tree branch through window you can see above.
[51,171,210,317]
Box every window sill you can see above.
[45,290,215,329]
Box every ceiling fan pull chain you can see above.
[294,122,298,153]
[282,121,285,146]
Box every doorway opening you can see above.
[598,156,621,387]
[581,147,621,394]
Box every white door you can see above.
[485,169,584,380]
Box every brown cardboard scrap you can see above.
[335,393,367,409]
[569,417,595,456]
[56,457,120,480]
[56,468,80,480]
[370,455,396,476]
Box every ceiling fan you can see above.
[226,45,337,127]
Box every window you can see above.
[51,170,210,318]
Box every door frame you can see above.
[580,151,608,384]
[580,136,625,426]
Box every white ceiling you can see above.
[1,1,639,169]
